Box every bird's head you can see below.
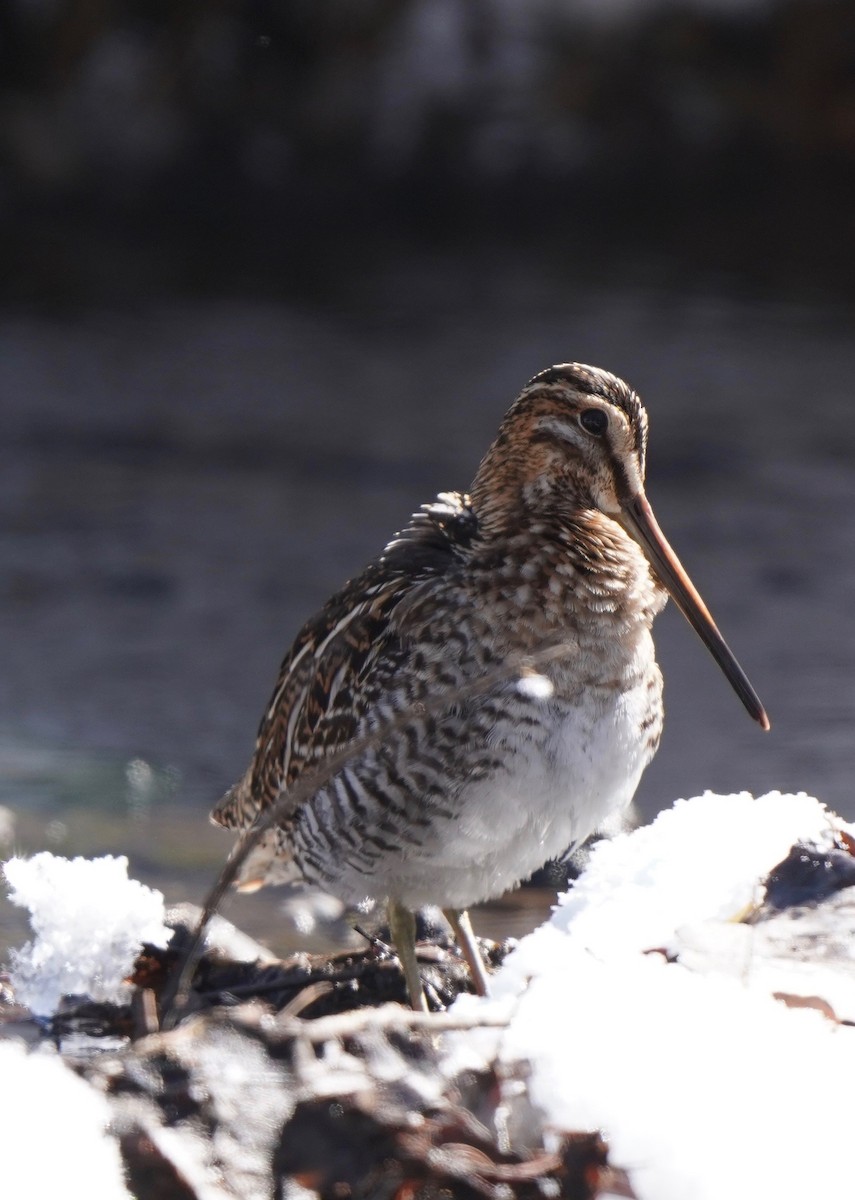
[471,363,769,730]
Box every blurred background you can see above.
[2,0,855,954]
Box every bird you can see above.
[212,363,769,1011]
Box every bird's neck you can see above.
[469,443,595,540]
[468,502,667,638]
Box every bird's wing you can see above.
[211,492,478,830]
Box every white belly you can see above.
[327,663,661,911]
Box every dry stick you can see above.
[278,980,335,1019]
[276,1001,511,1042]
[159,639,579,1029]
[198,958,408,1002]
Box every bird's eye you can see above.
[579,408,608,436]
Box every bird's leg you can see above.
[387,899,428,1012]
[444,907,490,997]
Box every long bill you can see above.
[619,492,770,731]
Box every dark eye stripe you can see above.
[579,408,608,436]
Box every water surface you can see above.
[2,259,853,957]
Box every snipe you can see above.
[213,363,769,1010]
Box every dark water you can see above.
[2,253,854,957]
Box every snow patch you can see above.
[3,852,171,1016]
[552,790,835,957]
[447,792,855,1200]
[0,1040,130,1199]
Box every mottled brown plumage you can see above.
[213,363,768,1009]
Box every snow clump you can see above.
[3,852,171,1016]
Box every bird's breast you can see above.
[448,636,663,867]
